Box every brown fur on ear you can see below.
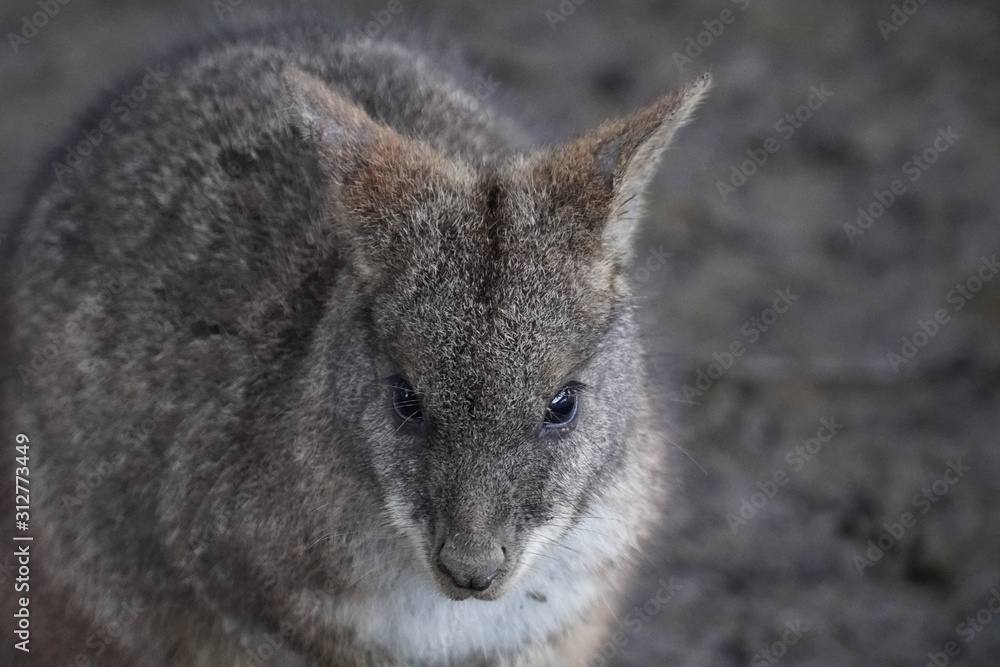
[534,72,711,263]
[286,67,380,158]
[285,67,454,288]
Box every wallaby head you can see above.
[286,68,710,602]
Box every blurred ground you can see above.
[1,1,998,665]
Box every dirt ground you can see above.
[1,1,998,665]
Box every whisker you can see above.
[666,437,708,475]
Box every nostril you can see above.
[437,536,506,592]
[441,562,500,592]
[467,570,498,592]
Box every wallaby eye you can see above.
[391,378,423,424]
[543,382,584,429]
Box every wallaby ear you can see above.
[285,66,452,199]
[536,73,710,265]
[284,67,452,288]
[285,67,387,172]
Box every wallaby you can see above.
[1,20,708,667]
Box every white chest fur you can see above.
[328,516,626,664]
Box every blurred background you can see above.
[1,1,998,665]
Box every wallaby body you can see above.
[1,21,707,667]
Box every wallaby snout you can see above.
[429,470,517,598]
[436,531,507,593]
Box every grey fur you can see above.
[1,21,708,666]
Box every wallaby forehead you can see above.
[372,176,615,393]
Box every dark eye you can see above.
[392,378,423,424]
[543,382,583,429]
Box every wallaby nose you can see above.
[437,535,505,591]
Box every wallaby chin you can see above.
[2,20,708,667]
